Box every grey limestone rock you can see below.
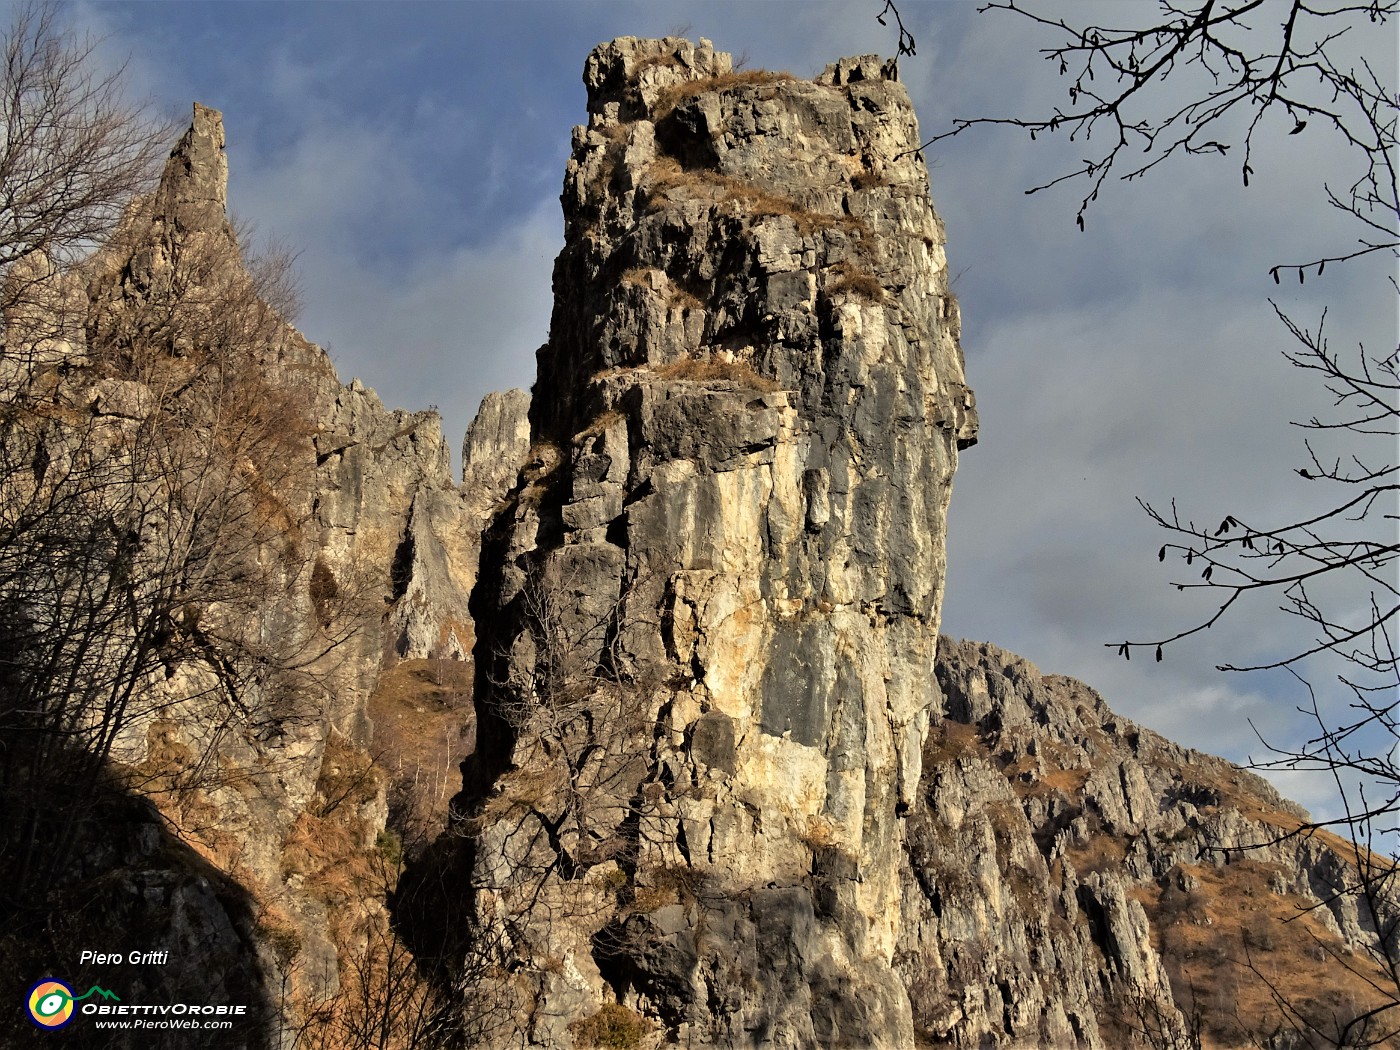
[154,102,232,237]
[18,103,524,1041]
[463,387,532,492]
[898,638,1398,1048]
[17,50,1386,1050]
[457,36,976,1048]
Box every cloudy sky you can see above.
[60,1,1396,818]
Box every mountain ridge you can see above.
[0,36,1391,1050]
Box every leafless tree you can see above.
[878,0,1397,1043]
[891,0,1397,682]
[0,4,363,924]
[0,2,169,346]
[0,232,324,894]
[1115,980,1204,1050]
[283,842,461,1050]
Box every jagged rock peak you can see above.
[154,102,231,237]
[455,37,977,1049]
[583,36,731,118]
[896,638,1396,1048]
[539,35,978,449]
[462,388,531,490]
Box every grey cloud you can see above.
[71,0,1394,814]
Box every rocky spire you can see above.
[152,102,233,239]
[456,37,976,1048]
[15,47,1388,1050]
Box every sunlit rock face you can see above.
[899,639,1400,1049]
[459,36,976,1048]
[35,103,517,1030]
[11,47,1391,1050]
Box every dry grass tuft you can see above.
[620,266,705,311]
[1062,824,1129,876]
[624,864,705,917]
[1007,760,1090,800]
[924,719,985,766]
[576,408,626,443]
[826,260,886,303]
[653,69,796,119]
[517,440,564,503]
[570,1002,648,1049]
[593,120,630,143]
[653,354,779,392]
[645,157,851,240]
[851,170,892,191]
[526,440,563,476]
[668,283,705,311]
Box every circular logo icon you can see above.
[27,979,75,1029]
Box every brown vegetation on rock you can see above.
[651,68,796,120]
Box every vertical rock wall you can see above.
[11,54,1386,1050]
[899,640,1400,1048]
[460,38,976,1048]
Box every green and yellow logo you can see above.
[26,980,120,1029]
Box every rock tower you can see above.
[457,37,976,1047]
[9,38,1389,1050]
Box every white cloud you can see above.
[296,201,559,463]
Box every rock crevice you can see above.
[8,46,1391,1050]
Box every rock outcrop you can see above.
[900,639,1398,1049]
[0,102,527,1048]
[3,42,1393,1050]
[453,36,976,1049]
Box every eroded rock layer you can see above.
[902,640,1398,1049]
[0,103,524,1047]
[457,37,976,1049]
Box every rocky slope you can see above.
[0,103,526,1048]
[901,639,1397,1049]
[2,38,1392,1050]
[426,38,1391,1050]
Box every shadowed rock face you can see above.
[0,102,526,1044]
[458,37,976,1048]
[154,102,232,238]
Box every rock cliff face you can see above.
[900,639,1397,1049]
[453,36,976,1049]
[4,40,1393,1050]
[96,103,484,979]
[98,105,531,1020]
[0,101,526,1048]
[438,39,1392,1050]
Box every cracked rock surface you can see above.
[456,36,975,1048]
[22,47,1389,1050]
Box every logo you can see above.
[26,980,120,1030]
[27,980,75,1029]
